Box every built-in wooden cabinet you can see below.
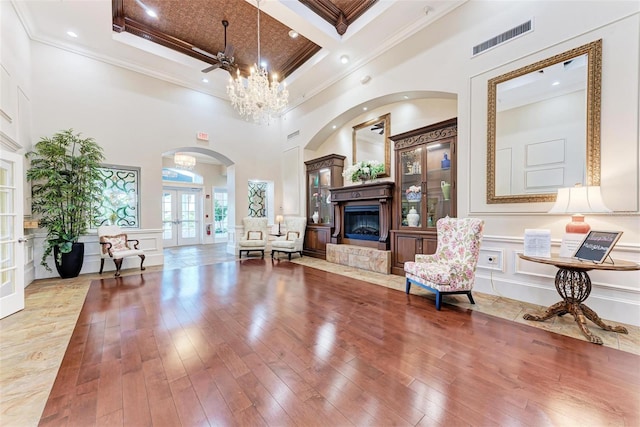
[390,118,457,275]
[303,154,345,258]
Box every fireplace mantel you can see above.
[330,181,394,250]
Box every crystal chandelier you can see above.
[226,0,288,123]
[174,152,196,170]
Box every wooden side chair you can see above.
[404,217,484,310]
[98,225,146,277]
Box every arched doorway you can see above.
[161,149,233,247]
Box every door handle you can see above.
[18,237,27,243]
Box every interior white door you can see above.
[0,151,25,319]
[162,188,201,247]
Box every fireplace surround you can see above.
[330,182,394,250]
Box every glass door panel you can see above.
[0,153,24,319]
[162,188,201,247]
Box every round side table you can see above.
[518,254,639,344]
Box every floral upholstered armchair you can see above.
[238,217,268,258]
[404,217,484,310]
[271,216,307,260]
[98,225,146,277]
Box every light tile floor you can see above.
[1,244,637,426]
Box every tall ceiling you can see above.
[13,0,466,108]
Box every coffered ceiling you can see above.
[113,0,355,79]
[12,0,466,106]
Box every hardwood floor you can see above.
[38,258,640,426]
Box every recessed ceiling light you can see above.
[403,95,409,99]
[66,31,78,38]
[288,30,299,38]
[552,81,560,86]
[363,107,368,111]
[360,75,371,85]
[202,78,209,83]
[146,9,158,18]
[340,55,349,64]
[332,125,337,129]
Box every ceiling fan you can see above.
[192,20,237,74]
[370,122,385,135]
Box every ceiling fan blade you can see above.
[202,63,222,73]
[222,63,239,75]
[224,43,234,59]
[192,46,217,59]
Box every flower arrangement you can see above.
[342,160,385,183]
[406,185,422,202]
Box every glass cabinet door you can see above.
[308,168,333,224]
[425,139,453,227]
[399,139,453,229]
[399,147,424,228]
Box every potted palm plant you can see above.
[26,129,105,278]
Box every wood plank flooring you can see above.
[39,259,640,426]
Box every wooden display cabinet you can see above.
[390,118,457,275]
[303,154,345,258]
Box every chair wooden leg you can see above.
[99,259,105,274]
[467,292,475,305]
[139,254,146,271]
[113,259,123,277]
[261,250,264,259]
[288,253,292,260]
[405,278,412,294]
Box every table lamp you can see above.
[275,215,284,235]
[548,184,611,233]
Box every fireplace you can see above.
[330,182,394,250]
[344,205,380,241]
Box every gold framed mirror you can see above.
[352,113,391,178]
[487,39,602,204]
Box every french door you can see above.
[162,188,201,247]
[0,151,25,319]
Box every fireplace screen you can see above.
[344,205,380,241]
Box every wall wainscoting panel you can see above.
[30,229,164,280]
[475,235,640,326]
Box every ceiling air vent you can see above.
[472,19,533,57]
[287,130,300,140]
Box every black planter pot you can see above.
[54,242,85,278]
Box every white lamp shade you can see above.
[275,215,284,223]
[548,186,611,214]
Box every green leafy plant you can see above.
[26,129,105,270]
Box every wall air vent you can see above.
[287,130,300,140]
[472,19,533,57]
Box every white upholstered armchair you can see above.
[271,216,307,260]
[98,225,146,277]
[238,217,268,258]
[404,217,484,310]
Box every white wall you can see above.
[286,1,640,325]
[29,41,284,232]
[7,0,640,324]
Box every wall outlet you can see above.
[485,254,502,265]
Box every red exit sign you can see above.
[196,132,209,141]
